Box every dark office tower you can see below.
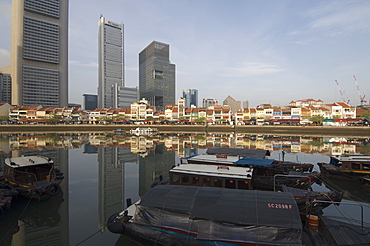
[11,0,69,107]
[139,41,175,111]
[183,89,198,108]
[83,94,98,110]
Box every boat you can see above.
[318,154,370,181]
[183,148,314,173]
[129,127,158,136]
[108,185,303,245]
[3,156,64,200]
[167,163,338,213]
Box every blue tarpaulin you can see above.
[234,157,275,166]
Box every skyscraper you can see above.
[83,94,98,111]
[10,0,69,107]
[139,41,175,111]
[98,15,124,108]
[183,89,198,108]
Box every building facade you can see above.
[112,85,138,108]
[202,98,218,108]
[183,89,198,108]
[0,66,12,104]
[139,41,175,111]
[223,95,241,113]
[83,94,98,111]
[10,0,68,107]
[98,15,124,108]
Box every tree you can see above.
[309,115,324,124]
[360,110,370,119]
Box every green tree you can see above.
[360,110,370,119]
[309,115,324,124]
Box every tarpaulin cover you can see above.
[234,157,275,166]
[133,185,302,245]
[206,147,270,158]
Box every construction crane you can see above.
[353,75,366,105]
[335,80,350,104]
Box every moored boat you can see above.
[318,154,370,181]
[108,185,303,245]
[3,156,64,200]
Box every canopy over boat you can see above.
[234,157,275,166]
[5,156,53,168]
[206,147,270,158]
[134,185,302,244]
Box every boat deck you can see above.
[303,216,370,246]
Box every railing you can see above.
[273,174,313,192]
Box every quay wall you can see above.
[0,124,370,137]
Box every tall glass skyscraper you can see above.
[10,0,69,107]
[183,89,198,108]
[139,41,175,111]
[98,15,124,108]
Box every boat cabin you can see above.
[330,155,370,175]
[4,156,56,187]
[169,163,253,190]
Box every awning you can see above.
[234,157,275,166]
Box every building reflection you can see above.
[1,132,368,157]
[7,149,69,246]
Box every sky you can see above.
[1,0,370,108]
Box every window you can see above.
[153,70,163,79]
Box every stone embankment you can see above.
[0,124,370,137]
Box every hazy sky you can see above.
[1,0,370,107]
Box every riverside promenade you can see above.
[0,124,370,137]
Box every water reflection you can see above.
[0,132,368,245]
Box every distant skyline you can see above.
[1,0,370,107]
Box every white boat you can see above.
[129,127,158,136]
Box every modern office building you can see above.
[183,89,198,108]
[10,0,69,107]
[98,15,124,108]
[0,66,12,104]
[83,94,98,111]
[112,85,138,108]
[202,98,218,108]
[139,41,175,111]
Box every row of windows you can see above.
[25,0,60,18]
[23,17,60,63]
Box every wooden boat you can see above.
[3,156,64,200]
[318,154,370,181]
[108,185,303,245]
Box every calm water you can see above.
[0,133,369,246]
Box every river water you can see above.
[0,132,369,246]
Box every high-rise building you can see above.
[223,95,241,113]
[183,89,198,108]
[202,98,218,108]
[98,15,124,108]
[10,0,69,107]
[83,94,98,111]
[112,85,138,108]
[139,41,175,111]
[0,66,12,104]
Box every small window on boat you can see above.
[238,180,250,190]
[363,163,370,170]
[213,179,223,187]
[172,174,180,184]
[181,175,190,184]
[352,163,361,170]
[191,176,200,186]
[225,179,236,189]
[203,178,211,187]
